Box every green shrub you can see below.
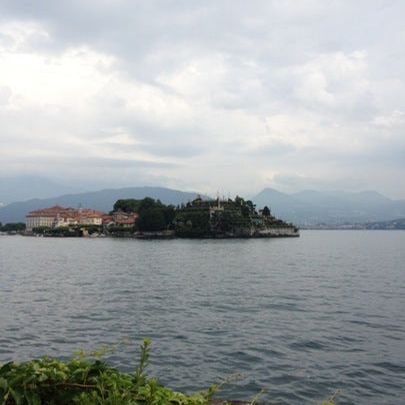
[0,339,337,404]
[0,339,211,405]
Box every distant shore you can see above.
[21,229,300,239]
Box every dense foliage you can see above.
[174,207,211,237]
[262,206,271,217]
[173,196,293,238]
[0,223,26,233]
[109,198,175,233]
[136,198,175,232]
[0,340,337,405]
[32,227,81,237]
[0,340,212,405]
[113,199,142,214]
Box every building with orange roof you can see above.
[26,206,106,231]
[111,211,138,228]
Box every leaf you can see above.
[26,391,41,405]
[0,378,8,390]
[1,390,10,405]
[38,373,48,382]
[0,362,14,376]
[9,387,23,405]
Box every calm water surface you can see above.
[0,231,404,404]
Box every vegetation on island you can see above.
[24,196,298,238]
[32,226,82,237]
[31,225,104,237]
[136,198,175,233]
[173,196,297,238]
[107,196,298,238]
[113,199,142,214]
[108,198,175,236]
[0,222,26,233]
[0,339,336,405]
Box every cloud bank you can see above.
[0,0,404,197]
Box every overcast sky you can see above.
[0,0,404,198]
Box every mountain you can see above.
[2,184,404,226]
[253,188,405,225]
[0,176,82,205]
[363,218,405,230]
[0,187,206,223]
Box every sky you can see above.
[0,0,404,198]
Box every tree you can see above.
[138,197,161,213]
[137,208,166,232]
[163,205,176,227]
[246,200,256,214]
[234,195,245,206]
[241,204,250,217]
[113,199,141,213]
[262,206,271,217]
[0,222,26,232]
[112,197,174,232]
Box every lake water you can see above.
[0,231,404,404]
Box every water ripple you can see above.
[1,231,405,405]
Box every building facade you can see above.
[26,206,105,231]
[111,211,138,228]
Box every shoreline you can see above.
[21,230,300,239]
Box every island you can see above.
[173,196,299,238]
[23,196,299,238]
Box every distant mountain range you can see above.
[362,218,405,230]
[252,188,405,225]
[0,176,88,205]
[1,182,405,226]
[0,187,204,223]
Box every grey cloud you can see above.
[243,142,296,157]
[0,1,405,197]
[95,137,206,159]
[1,2,401,119]
[0,2,384,71]
[0,153,178,169]
[70,157,178,169]
[138,141,205,159]
[269,141,405,170]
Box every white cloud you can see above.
[284,51,371,112]
[373,110,405,128]
[0,1,404,198]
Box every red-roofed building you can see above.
[26,206,106,231]
[112,211,138,228]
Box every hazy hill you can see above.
[253,188,405,225]
[0,187,205,223]
[0,176,81,205]
[2,184,404,226]
[363,218,405,230]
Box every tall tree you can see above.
[113,199,141,213]
[137,208,166,231]
[262,206,271,217]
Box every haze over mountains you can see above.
[0,176,87,205]
[0,186,203,223]
[0,177,404,225]
[254,188,405,225]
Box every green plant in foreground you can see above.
[320,390,339,405]
[0,339,337,405]
[0,339,210,405]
